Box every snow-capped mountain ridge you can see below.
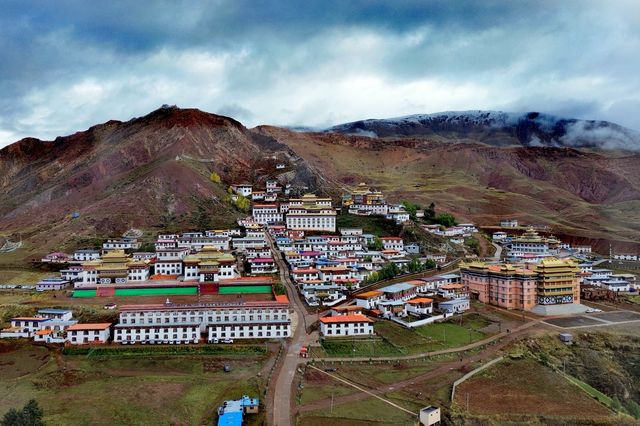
[328,110,640,151]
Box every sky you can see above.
[1,0,639,148]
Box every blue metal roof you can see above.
[379,282,416,293]
[37,309,72,314]
[217,411,242,426]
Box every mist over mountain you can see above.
[328,111,640,151]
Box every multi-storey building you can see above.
[103,238,139,251]
[535,258,580,306]
[252,204,284,224]
[461,262,538,310]
[182,247,237,282]
[78,250,151,286]
[285,194,336,232]
[113,300,291,344]
[461,258,580,310]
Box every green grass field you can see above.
[309,314,495,359]
[0,341,269,426]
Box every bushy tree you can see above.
[1,400,45,426]
[209,172,221,183]
[424,259,437,270]
[367,236,384,251]
[402,201,422,220]
[435,213,457,227]
[234,195,251,213]
[378,262,401,280]
[423,202,436,222]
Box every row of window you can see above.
[121,314,287,324]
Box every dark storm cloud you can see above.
[0,0,639,147]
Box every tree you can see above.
[234,195,251,213]
[435,213,457,227]
[423,202,436,222]
[138,242,156,253]
[1,400,45,426]
[612,397,622,412]
[402,201,421,221]
[368,236,384,251]
[378,262,400,280]
[209,172,221,183]
[424,259,437,270]
[406,258,423,274]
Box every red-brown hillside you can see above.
[0,106,318,259]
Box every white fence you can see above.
[390,314,446,329]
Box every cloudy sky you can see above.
[1,0,639,148]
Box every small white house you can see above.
[319,314,374,337]
[438,298,470,314]
[73,249,101,261]
[66,323,111,345]
[36,277,71,291]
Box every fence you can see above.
[451,356,503,401]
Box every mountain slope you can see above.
[256,126,640,252]
[0,106,318,262]
[328,111,640,151]
[2,106,640,263]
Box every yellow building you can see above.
[534,258,580,305]
[183,246,237,282]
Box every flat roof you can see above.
[320,314,373,324]
[67,323,111,331]
[355,290,384,299]
[379,282,416,293]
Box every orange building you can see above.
[461,259,579,311]
[461,262,537,310]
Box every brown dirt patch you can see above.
[454,359,610,418]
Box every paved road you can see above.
[491,242,502,260]
[266,232,317,426]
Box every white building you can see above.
[613,254,638,261]
[231,183,253,197]
[73,249,100,261]
[500,219,518,228]
[36,277,71,291]
[114,301,291,344]
[319,314,374,337]
[381,237,404,251]
[252,204,284,224]
[115,323,200,344]
[492,232,508,242]
[66,323,111,345]
[249,258,277,274]
[103,238,139,251]
[285,194,336,232]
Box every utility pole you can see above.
[331,393,334,413]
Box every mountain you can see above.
[0,106,319,263]
[328,110,640,151]
[1,106,640,267]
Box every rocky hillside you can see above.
[257,126,640,252]
[2,106,640,260]
[328,111,640,151]
[0,106,319,261]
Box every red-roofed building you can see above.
[406,297,434,315]
[380,237,404,251]
[249,258,277,274]
[319,314,374,337]
[290,268,320,283]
